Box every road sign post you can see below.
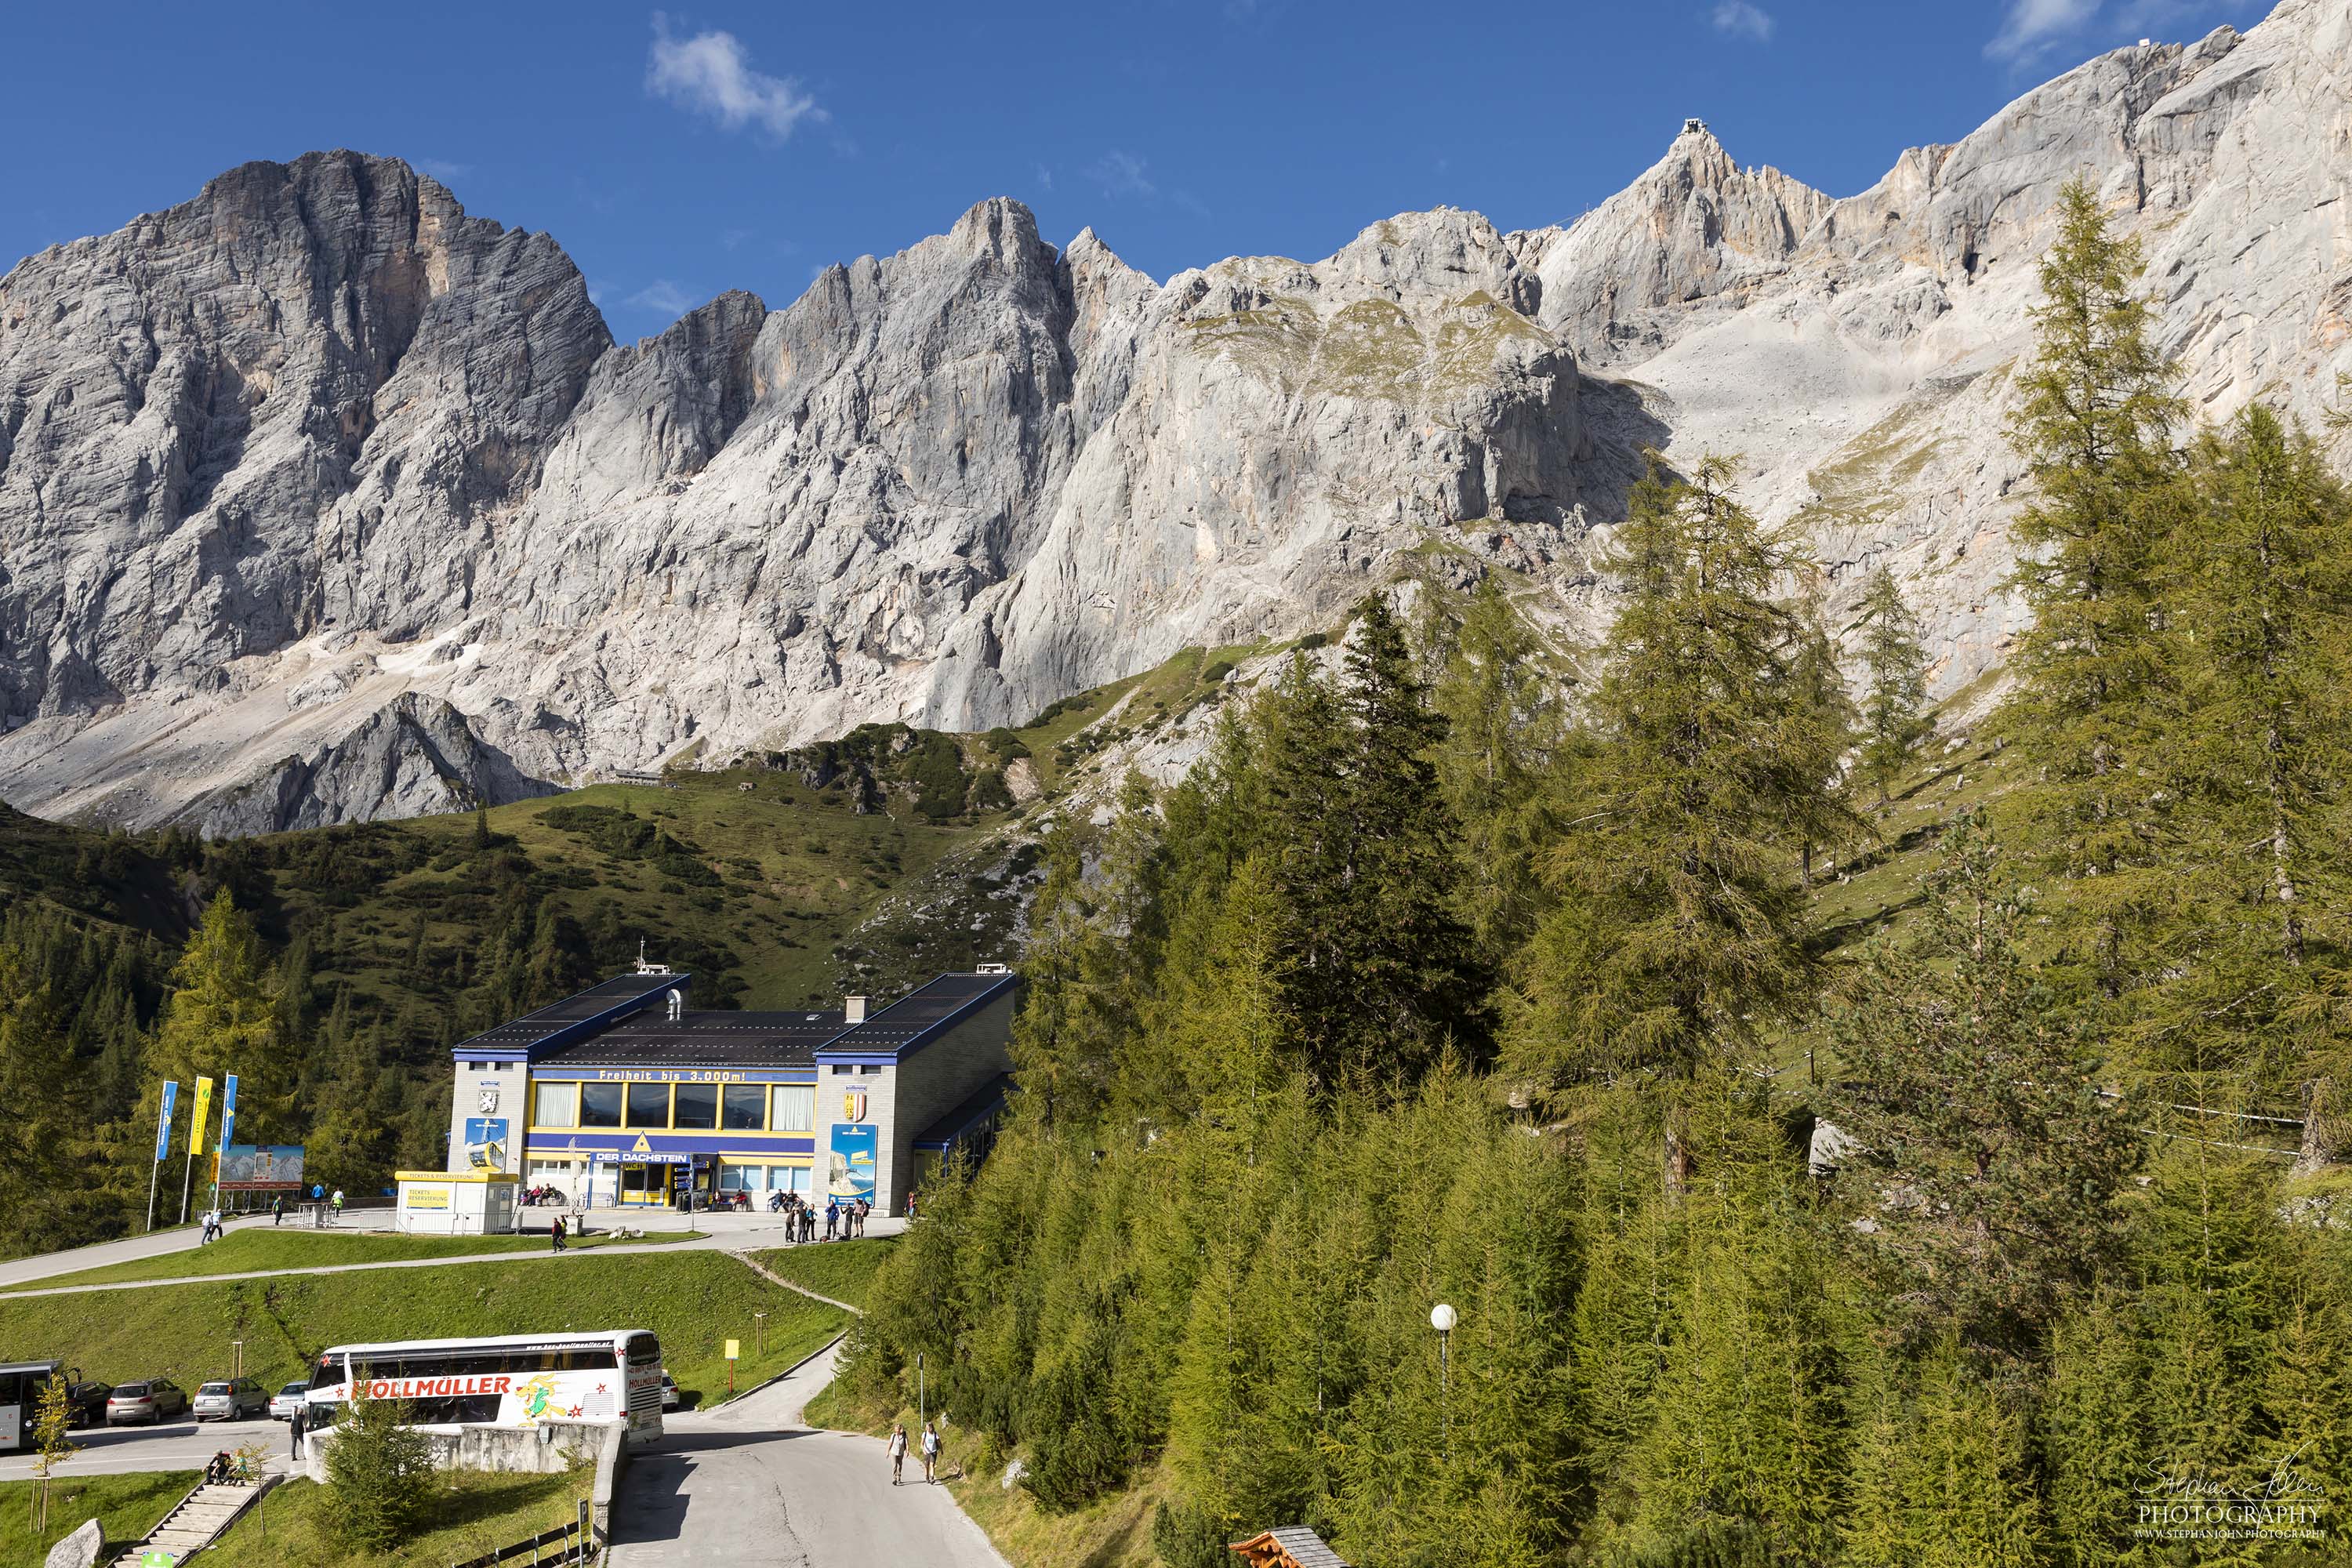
[725,1338,739,1396]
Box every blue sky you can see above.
[2,1,2276,336]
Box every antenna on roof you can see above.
[634,939,671,978]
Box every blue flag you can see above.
[155,1080,180,1162]
[219,1074,238,1155]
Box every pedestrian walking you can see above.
[270,1195,285,1227]
[920,1420,941,1483]
[551,1214,568,1253]
[330,1189,344,1221]
[289,1402,307,1462]
[800,1205,815,1244]
[887,1422,907,1485]
[825,1200,838,1241]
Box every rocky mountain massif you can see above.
[0,0,2343,834]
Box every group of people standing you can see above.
[886,1419,942,1485]
[762,1191,873,1243]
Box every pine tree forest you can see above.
[823,183,2352,1566]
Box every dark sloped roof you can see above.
[531,1010,848,1069]
[818,971,1017,1059]
[455,971,685,1054]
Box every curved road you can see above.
[610,1342,1007,1568]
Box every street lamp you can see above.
[1430,1305,1455,1461]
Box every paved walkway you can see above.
[610,1343,1008,1568]
[0,1213,902,1299]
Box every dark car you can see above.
[63,1374,111,1428]
[106,1378,190,1425]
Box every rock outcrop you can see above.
[0,0,2346,832]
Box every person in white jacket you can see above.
[887,1423,908,1486]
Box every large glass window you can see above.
[532,1082,579,1127]
[579,1083,623,1127]
[672,1083,717,1130]
[625,1083,671,1128]
[722,1085,767,1131]
[772,1085,815,1131]
[718,1163,752,1193]
[621,1165,648,1193]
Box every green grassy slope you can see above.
[208,1472,589,1568]
[746,1236,896,1311]
[0,1251,840,1404]
[2,1472,198,1568]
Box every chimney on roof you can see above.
[845,995,868,1025]
[666,989,682,1022]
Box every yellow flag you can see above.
[189,1076,216,1149]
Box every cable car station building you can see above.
[444,963,1016,1215]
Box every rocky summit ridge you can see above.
[0,0,2345,834]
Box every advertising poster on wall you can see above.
[828,1124,876,1200]
[218,1145,307,1192]
[465,1118,509,1170]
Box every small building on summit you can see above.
[444,961,1017,1215]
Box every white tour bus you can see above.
[304,1331,662,1446]
[0,1359,64,1452]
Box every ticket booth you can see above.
[394,1170,521,1235]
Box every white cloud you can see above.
[1036,164,1054,191]
[1986,0,2103,62]
[1085,151,1156,199]
[416,158,474,182]
[646,14,825,140]
[1711,1,1774,42]
[626,280,697,316]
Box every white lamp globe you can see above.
[1430,1304,1457,1333]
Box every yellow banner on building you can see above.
[188,1076,215,1148]
[404,1188,451,1210]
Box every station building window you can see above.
[772,1084,814,1131]
[532,1081,579,1127]
[580,1083,623,1127]
[672,1083,718,1130]
[721,1086,767,1131]
[625,1083,671,1128]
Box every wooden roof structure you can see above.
[1229,1526,1351,1568]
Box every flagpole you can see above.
[146,1153,162,1234]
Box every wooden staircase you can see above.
[110,1476,270,1567]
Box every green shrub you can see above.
[971,769,1015,811]
[1294,631,1328,651]
[1200,659,1235,684]
[655,852,721,887]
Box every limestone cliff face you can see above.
[0,0,2345,832]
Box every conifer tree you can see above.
[148,891,287,1140]
[1995,177,2185,1000]
[1852,564,1932,806]
[1830,810,2140,1344]
[1507,458,1857,1114]
[1427,576,1567,953]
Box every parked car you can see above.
[193,1377,269,1421]
[268,1381,310,1421]
[660,1371,680,1411]
[60,1372,111,1428]
[107,1378,189,1425]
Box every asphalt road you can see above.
[0,1414,291,1479]
[610,1342,1008,1568]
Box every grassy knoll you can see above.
[0,1251,841,1405]
[5,1226,702,1294]
[206,1470,590,1568]
[746,1236,895,1311]
[2,1472,196,1568]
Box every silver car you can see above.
[193,1377,268,1421]
[268,1381,310,1421]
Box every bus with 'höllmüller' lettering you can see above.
[303,1331,662,1446]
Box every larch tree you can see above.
[1852,564,1932,807]
[146,890,288,1143]
[1994,176,2185,1000]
